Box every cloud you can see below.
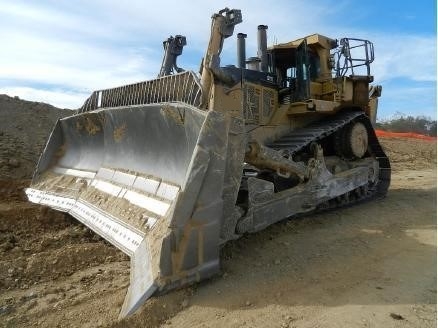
[0,28,161,91]
[0,2,113,41]
[371,34,436,83]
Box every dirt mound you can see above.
[0,94,73,180]
[379,137,436,171]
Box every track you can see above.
[267,110,391,208]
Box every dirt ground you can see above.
[0,97,436,327]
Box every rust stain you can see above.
[84,117,101,135]
[161,105,184,125]
[113,123,127,142]
[75,116,102,135]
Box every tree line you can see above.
[376,114,437,137]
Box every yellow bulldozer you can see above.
[26,8,390,318]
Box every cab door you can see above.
[295,40,310,101]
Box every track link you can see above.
[267,110,391,208]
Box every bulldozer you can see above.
[26,8,390,318]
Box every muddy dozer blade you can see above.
[26,103,244,318]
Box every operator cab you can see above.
[266,34,338,103]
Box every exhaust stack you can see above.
[237,33,247,68]
[257,25,268,72]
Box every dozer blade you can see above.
[26,103,242,318]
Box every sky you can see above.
[0,0,436,120]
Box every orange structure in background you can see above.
[375,130,437,141]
